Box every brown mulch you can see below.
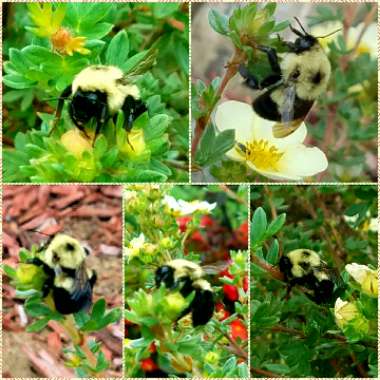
[2,185,123,378]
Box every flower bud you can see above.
[204,351,220,365]
[16,263,47,291]
[165,292,187,315]
[119,129,149,160]
[60,129,92,158]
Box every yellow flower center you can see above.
[356,43,371,55]
[237,139,284,171]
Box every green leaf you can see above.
[82,22,113,40]
[95,351,109,372]
[91,299,106,321]
[3,74,36,90]
[174,39,189,75]
[251,207,267,245]
[3,264,17,279]
[25,302,52,317]
[208,10,229,35]
[151,3,179,18]
[266,213,286,237]
[267,239,279,265]
[122,51,148,73]
[344,202,368,216]
[100,308,122,327]
[74,310,90,328]
[212,129,235,158]
[93,135,108,158]
[106,30,129,67]
[26,317,49,332]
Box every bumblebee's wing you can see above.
[281,84,296,124]
[272,84,300,138]
[273,85,315,138]
[71,264,92,306]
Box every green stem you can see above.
[191,48,246,164]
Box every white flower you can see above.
[214,101,328,181]
[125,233,146,262]
[345,263,378,297]
[348,22,377,58]
[163,195,216,216]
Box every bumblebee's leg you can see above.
[257,45,281,74]
[239,64,261,90]
[121,95,147,133]
[93,104,109,146]
[239,65,282,94]
[50,85,72,136]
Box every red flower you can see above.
[140,358,159,372]
[190,230,205,243]
[243,276,248,293]
[230,319,248,341]
[177,216,192,232]
[215,303,231,321]
[232,221,249,247]
[223,284,239,302]
[200,215,215,227]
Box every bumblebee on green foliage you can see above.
[240,18,337,138]
[29,234,97,314]
[279,249,342,304]
[53,65,147,142]
[155,259,214,327]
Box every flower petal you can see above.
[279,145,328,177]
[246,161,302,181]
[252,118,307,148]
[214,101,254,142]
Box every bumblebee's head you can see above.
[69,89,107,127]
[155,265,175,288]
[289,17,318,53]
[43,234,88,270]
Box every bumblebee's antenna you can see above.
[294,17,308,35]
[315,28,342,39]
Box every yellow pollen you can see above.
[237,139,284,171]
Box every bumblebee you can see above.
[240,18,337,137]
[155,259,214,326]
[53,65,147,142]
[29,234,96,314]
[279,249,342,304]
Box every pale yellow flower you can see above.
[334,297,359,329]
[345,263,378,297]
